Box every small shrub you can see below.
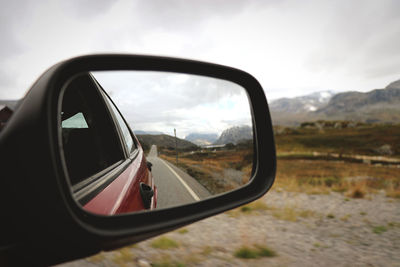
[360,211,367,216]
[254,245,277,257]
[151,237,180,249]
[349,188,365,198]
[326,214,335,219]
[234,247,259,259]
[234,245,277,259]
[372,225,388,234]
[177,228,188,234]
[240,206,252,213]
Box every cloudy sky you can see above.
[91,71,251,137]
[1,0,400,101]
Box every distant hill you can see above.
[134,130,164,135]
[269,91,334,125]
[316,80,400,123]
[270,79,400,125]
[185,133,218,146]
[270,91,334,113]
[0,99,20,110]
[137,134,198,152]
[214,125,252,145]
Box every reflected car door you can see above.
[82,75,157,215]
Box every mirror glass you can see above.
[59,71,253,215]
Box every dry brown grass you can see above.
[112,248,135,267]
[229,200,315,222]
[274,123,400,157]
[271,205,315,222]
[272,123,400,197]
[386,187,400,198]
[273,159,400,197]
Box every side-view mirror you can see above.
[0,55,276,266]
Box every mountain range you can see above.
[137,125,253,151]
[184,133,218,146]
[213,125,252,145]
[270,79,400,125]
[136,134,198,152]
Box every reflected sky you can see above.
[92,71,252,138]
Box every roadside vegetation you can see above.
[159,141,253,194]
[273,122,400,198]
[150,122,400,198]
[274,158,400,197]
[274,121,400,157]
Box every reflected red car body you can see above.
[83,137,157,215]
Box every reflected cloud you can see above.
[92,71,251,138]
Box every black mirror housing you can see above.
[0,55,276,265]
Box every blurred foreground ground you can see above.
[59,189,400,267]
[60,123,400,266]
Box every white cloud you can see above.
[92,71,251,137]
[0,0,399,101]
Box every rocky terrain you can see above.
[58,190,400,267]
[214,125,252,145]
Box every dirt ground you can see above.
[58,190,400,267]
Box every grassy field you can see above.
[274,122,400,157]
[274,159,400,198]
[155,122,400,198]
[273,122,400,198]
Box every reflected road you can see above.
[147,145,211,209]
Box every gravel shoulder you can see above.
[58,190,400,267]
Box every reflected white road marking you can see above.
[159,158,200,201]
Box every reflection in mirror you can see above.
[59,71,253,216]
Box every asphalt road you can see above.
[147,145,211,209]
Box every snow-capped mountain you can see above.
[185,133,218,146]
[269,80,400,125]
[214,125,252,145]
[269,91,334,114]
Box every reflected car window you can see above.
[61,74,124,185]
[103,91,136,154]
[61,112,88,128]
